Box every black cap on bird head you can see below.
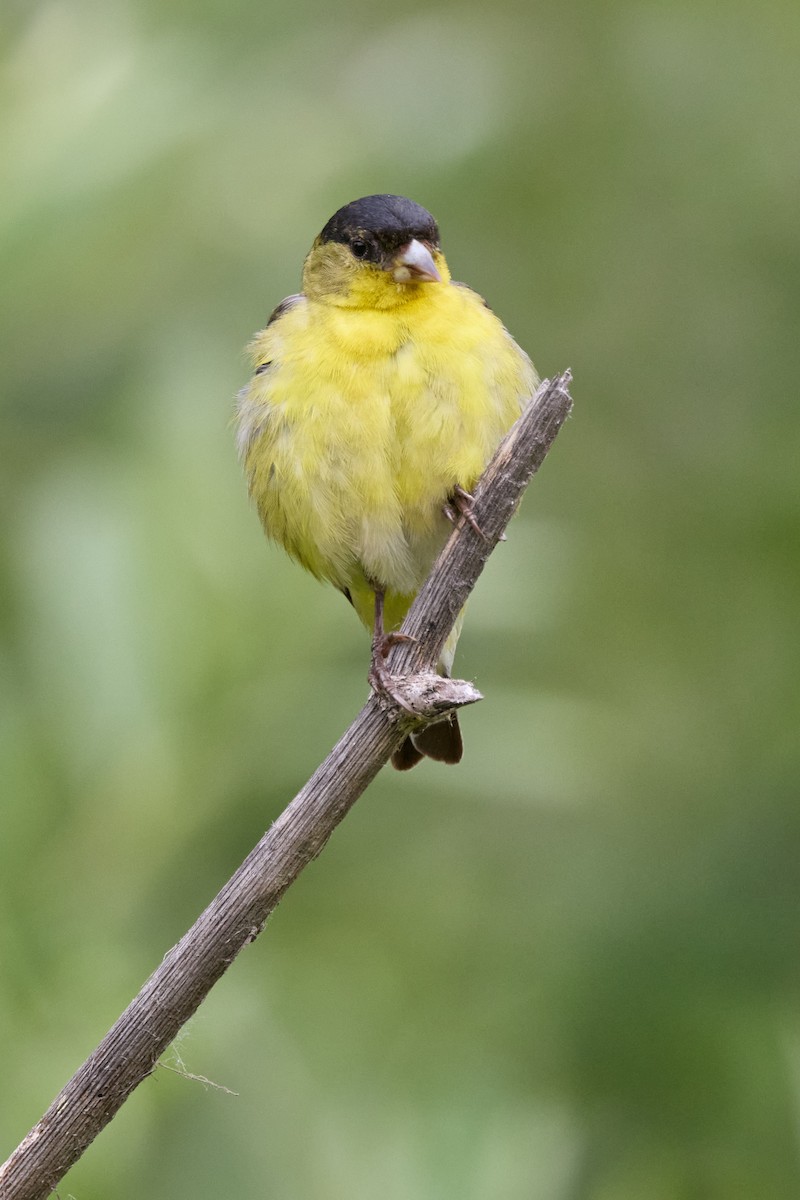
[318,194,442,282]
[320,195,439,250]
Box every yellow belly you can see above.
[238,281,536,637]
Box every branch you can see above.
[0,373,573,1200]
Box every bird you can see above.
[236,194,538,769]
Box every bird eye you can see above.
[350,238,369,259]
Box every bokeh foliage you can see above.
[2,0,800,1195]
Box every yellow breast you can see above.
[237,278,536,603]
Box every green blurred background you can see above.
[2,0,799,1195]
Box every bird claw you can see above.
[375,631,417,660]
[444,484,488,541]
[368,657,417,714]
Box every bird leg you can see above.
[444,484,488,541]
[368,588,417,712]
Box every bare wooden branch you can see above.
[0,373,573,1200]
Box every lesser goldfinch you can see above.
[236,195,537,769]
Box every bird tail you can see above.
[391,711,463,771]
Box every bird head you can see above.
[302,194,450,309]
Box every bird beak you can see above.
[391,239,442,284]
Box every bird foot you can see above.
[444,485,488,541]
[368,655,418,714]
[368,586,419,713]
[375,630,417,659]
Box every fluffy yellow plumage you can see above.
[236,195,537,768]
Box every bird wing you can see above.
[235,294,306,465]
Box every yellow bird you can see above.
[236,195,538,769]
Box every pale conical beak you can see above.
[391,239,442,283]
